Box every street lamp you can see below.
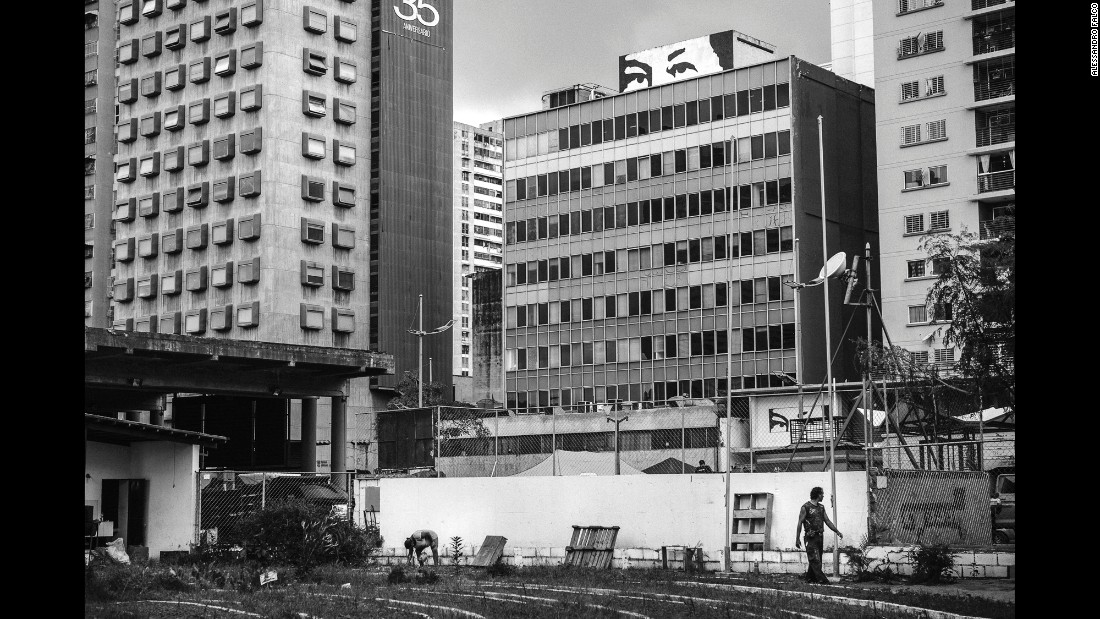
[406,294,454,408]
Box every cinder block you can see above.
[961,565,986,578]
[973,553,997,566]
[987,566,1009,578]
[864,546,889,560]
[730,561,754,573]
[613,549,625,559]
[780,552,805,563]
[955,552,976,565]
[1007,565,1015,579]
[887,552,909,564]
[758,561,786,574]
[745,551,764,562]
[641,548,660,561]
[730,550,746,562]
[784,562,806,574]
[761,551,782,562]
[896,564,913,575]
[626,548,645,560]
[550,547,566,558]
[997,553,1015,566]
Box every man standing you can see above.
[795,486,843,583]
[694,459,714,473]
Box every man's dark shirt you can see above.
[802,501,825,538]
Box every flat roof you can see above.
[85,327,394,400]
[85,413,228,446]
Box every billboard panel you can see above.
[618,31,735,92]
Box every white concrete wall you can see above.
[379,472,867,554]
[130,442,199,558]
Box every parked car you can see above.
[989,470,1015,543]
[200,474,351,534]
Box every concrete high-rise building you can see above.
[106,0,454,471]
[452,121,503,389]
[829,0,875,88]
[85,1,120,328]
[871,0,1014,361]
[501,39,879,413]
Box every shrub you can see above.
[388,565,410,585]
[218,499,381,573]
[416,570,440,584]
[486,561,516,578]
[840,544,875,582]
[907,543,958,584]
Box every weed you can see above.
[449,535,465,566]
[387,565,410,585]
[416,570,440,584]
[907,543,958,584]
[840,537,876,583]
[486,561,516,578]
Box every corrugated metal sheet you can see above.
[565,525,620,568]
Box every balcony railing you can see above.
[980,218,1015,239]
[974,78,1014,101]
[973,28,1014,55]
[976,123,1015,147]
[978,170,1015,193]
[972,0,1011,10]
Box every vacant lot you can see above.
[85,563,1014,618]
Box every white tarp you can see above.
[513,450,644,477]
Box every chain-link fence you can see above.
[365,379,1013,547]
[196,471,355,548]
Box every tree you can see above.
[386,370,489,458]
[386,370,474,409]
[918,221,1015,409]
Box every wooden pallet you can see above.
[731,492,773,550]
[565,525,620,568]
[469,535,508,567]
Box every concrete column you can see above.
[331,396,347,473]
[301,398,318,472]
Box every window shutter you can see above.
[902,124,921,145]
[927,119,946,140]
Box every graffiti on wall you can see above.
[871,471,991,546]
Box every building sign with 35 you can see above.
[395,0,439,37]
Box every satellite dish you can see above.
[818,252,848,280]
[803,251,848,287]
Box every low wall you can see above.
[371,545,1014,579]
[378,471,867,559]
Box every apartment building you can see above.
[85,1,120,327]
[452,121,504,382]
[501,40,879,413]
[872,0,1014,362]
[106,0,454,471]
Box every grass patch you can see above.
[85,561,1013,618]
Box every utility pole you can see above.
[606,413,629,475]
[818,116,840,576]
[406,294,454,409]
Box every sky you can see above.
[453,0,832,127]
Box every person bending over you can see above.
[404,529,439,567]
